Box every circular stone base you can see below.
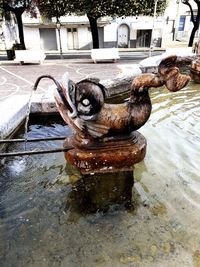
[64,131,146,174]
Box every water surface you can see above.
[0,82,199,267]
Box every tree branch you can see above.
[192,0,200,25]
[182,0,195,23]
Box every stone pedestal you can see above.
[64,131,146,175]
[63,131,146,212]
[66,170,134,213]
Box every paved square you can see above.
[0,59,136,102]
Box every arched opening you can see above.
[117,24,130,48]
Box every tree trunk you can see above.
[87,15,99,49]
[15,11,26,49]
[188,23,199,47]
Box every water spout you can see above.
[33,75,73,113]
[23,75,74,150]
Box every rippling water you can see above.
[0,82,200,267]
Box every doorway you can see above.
[136,30,151,47]
[67,28,78,50]
[39,28,57,50]
[117,24,129,48]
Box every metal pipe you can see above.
[174,0,181,41]
[0,136,67,144]
[0,147,69,158]
[33,75,73,113]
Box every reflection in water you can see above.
[66,170,134,213]
[0,82,200,266]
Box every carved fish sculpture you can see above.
[54,55,190,139]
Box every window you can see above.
[67,28,77,33]
[178,16,186,31]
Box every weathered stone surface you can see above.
[31,94,57,114]
[64,131,146,174]
[0,95,29,140]
[140,48,195,75]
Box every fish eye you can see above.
[81,98,90,107]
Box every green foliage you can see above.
[35,0,167,48]
[33,0,68,19]
[36,0,167,19]
[2,0,38,16]
[3,0,32,10]
[0,0,167,22]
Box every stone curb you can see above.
[0,95,29,140]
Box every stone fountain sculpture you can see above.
[34,55,190,211]
[190,36,200,83]
[52,55,190,175]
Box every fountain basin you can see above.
[0,80,199,266]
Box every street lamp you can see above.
[174,0,181,41]
[149,0,158,57]
[56,18,63,59]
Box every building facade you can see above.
[20,14,165,51]
[162,0,199,45]
[0,0,199,51]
